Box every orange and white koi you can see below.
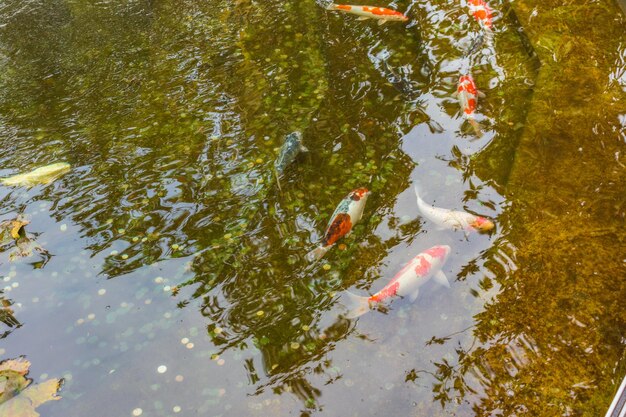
[415,187,494,233]
[326,4,408,24]
[306,188,370,261]
[468,0,493,30]
[453,74,485,138]
[344,245,451,318]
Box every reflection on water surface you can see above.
[0,0,625,415]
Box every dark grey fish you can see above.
[274,132,308,186]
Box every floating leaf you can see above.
[0,358,31,405]
[19,378,63,408]
[0,358,30,375]
[9,219,29,240]
[9,237,43,261]
[0,357,62,417]
[0,218,29,245]
[1,163,71,187]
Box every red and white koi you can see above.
[344,245,451,318]
[306,188,370,261]
[415,187,494,233]
[326,4,408,24]
[453,74,485,138]
[468,0,493,30]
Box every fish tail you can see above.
[325,3,338,10]
[483,27,494,43]
[343,291,372,319]
[468,117,483,138]
[306,245,330,262]
[414,185,426,208]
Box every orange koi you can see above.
[453,74,485,138]
[468,0,493,29]
[326,4,408,24]
[306,188,370,261]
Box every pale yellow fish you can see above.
[1,162,71,187]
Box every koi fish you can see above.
[274,131,307,189]
[468,0,493,30]
[326,4,408,25]
[344,245,451,318]
[415,187,494,233]
[306,188,370,261]
[453,74,485,138]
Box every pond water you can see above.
[0,0,625,416]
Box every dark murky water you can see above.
[0,0,625,416]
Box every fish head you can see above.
[424,245,451,264]
[458,75,476,91]
[350,188,370,202]
[286,131,303,144]
[470,216,495,233]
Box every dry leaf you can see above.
[0,358,30,376]
[0,360,31,405]
[0,378,62,417]
[0,219,26,245]
[9,220,29,240]
[20,379,62,408]
[0,396,39,417]
[1,163,70,187]
[0,357,62,417]
[9,237,47,262]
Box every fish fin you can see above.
[377,19,387,25]
[409,288,420,302]
[343,291,371,319]
[357,16,370,20]
[300,145,309,152]
[477,91,486,98]
[468,118,483,138]
[433,270,451,288]
[452,91,459,99]
[414,185,426,208]
[306,245,331,262]
[413,185,421,201]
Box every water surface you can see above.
[0,0,625,416]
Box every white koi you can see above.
[344,245,451,318]
[415,187,494,233]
